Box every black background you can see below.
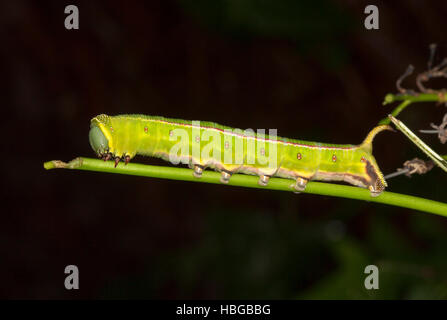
[1,0,447,299]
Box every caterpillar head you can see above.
[89,114,111,156]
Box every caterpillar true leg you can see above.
[102,153,112,161]
[193,165,203,178]
[124,155,131,165]
[292,177,308,193]
[220,170,232,184]
[114,156,121,168]
[258,175,270,186]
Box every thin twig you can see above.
[427,43,437,70]
[388,115,447,172]
[385,158,434,179]
[44,157,447,217]
[419,113,447,144]
[416,57,447,93]
[396,65,415,94]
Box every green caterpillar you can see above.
[89,114,392,196]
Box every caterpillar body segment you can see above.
[89,114,391,196]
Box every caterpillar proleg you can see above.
[89,114,392,196]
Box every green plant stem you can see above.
[44,157,447,217]
[384,93,447,104]
[379,92,447,125]
[379,100,411,125]
[380,92,447,163]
